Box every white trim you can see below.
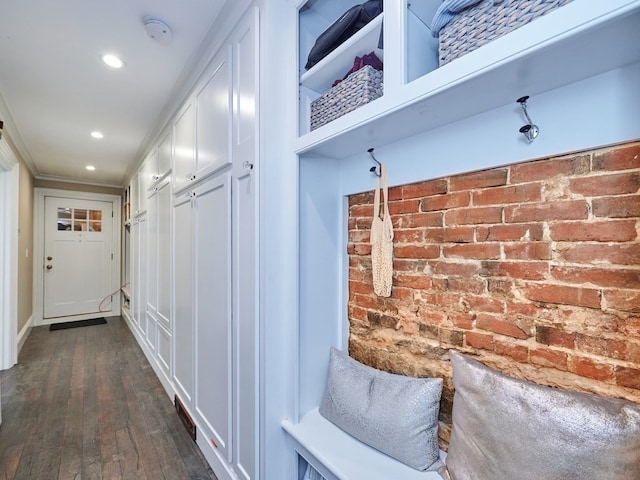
[0,138,19,371]
[17,315,33,354]
[33,188,122,326]
[34,173,124,189]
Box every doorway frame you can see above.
[0,138,19,371]
[33,188,122,326]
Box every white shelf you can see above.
[282,408,445,480]
[296,0,640,158]
[300,14,384,94]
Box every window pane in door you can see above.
[57,208,72,230]
[74,209,88,231]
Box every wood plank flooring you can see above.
[0,317,217,480]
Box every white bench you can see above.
[282,408,446,480]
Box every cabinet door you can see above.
[196,47,232,179]
[146,188,158,317]
[173,102,196,193]
[158,131,172,179]
[193,172,232,462]
[173,192,194,404]
[134,215,148,337]
[231,8,258,480]
[156,179,172,330]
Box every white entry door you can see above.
[43,196,113,319]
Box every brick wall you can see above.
[347,141,640,445]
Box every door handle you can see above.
[47,256,53,261]
[46,264,53,270]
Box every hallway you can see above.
[0,317,217,480]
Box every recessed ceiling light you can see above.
[91,131,104,139]
[86,165,96,171]
[101,53,125,69]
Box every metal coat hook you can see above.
[368,148,381,177]
[517,96,539,143]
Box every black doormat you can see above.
[49,318,107,331]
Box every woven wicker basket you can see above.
[438,0,573,66]
[310,65,383,131]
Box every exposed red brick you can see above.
[348,229,370,243]
[487,278,514,296]
[551,266,640,289]
[394,244,440,259]
[418,309,448,325]
[559,244,640,266]
[347,243,372,256]
[391,287,414,300]
[575,333,627,360]
[505,200,589,223]
[592,195,640,218]
[393,259,428,273]
[394,229,425,244]
[443,243,501,260]
[494,340,529,362]
[504,242,551,260]
[426,226,475,243]
[592,144,640,171]
[445,206,503,225]
[536,325,576,349]
[450,312,475,329]
[476,313,530,339]
[349,191,374,206]
[616,366,640,389]
[627,342,640,363]
[507,302,539,317]
[349,280,373,295]
[570,172,640,196]
[395,274,432,289]
[396,212,443,228]
[466,295,505,314]
[421,191,470,212]
[388,199,421,215]
[350,204,375,218]
[530,348,568,370]
[348,305,368,322]
[622,317,640,338]
[450,168,508,191]
[549,220,638,242]
[399,178,448,199]
[476,223,544,242]
[479,261,549,281]
[473,183,542,206]
[430,261,480,277]
[466,331,494,351]
[524,283,601,309]
[510,155,590,183]
[352,216,371,229]
[440,328,464,347]
[446,277,486,295]
[570,356,614,382]
[603,290,640,313]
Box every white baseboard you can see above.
[17,315,33,354]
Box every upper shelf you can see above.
[295,0,640,158]
[300,14,384,93]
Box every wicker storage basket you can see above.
[438,0,573,66]
[310,65,383,131]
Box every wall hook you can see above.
[517,96,539,143]
[368,148,381,177]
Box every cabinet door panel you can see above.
[231,9,258,480]
[174,102,195,192]
[158,131,172,179]
[194,173,232,461]
[157,179,172,330]
[146,190,158,315]
[196,48,232,179]
[173,194,194,403]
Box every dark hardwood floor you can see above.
[0,317,217,480]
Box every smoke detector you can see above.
[144,17,173,45]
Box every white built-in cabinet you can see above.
[126,6,258,480]
[172,9,258,479]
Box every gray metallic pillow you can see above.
[319,347,443,471]
[446,350,640,480]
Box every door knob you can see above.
[46,265,53,270]
[47,256,53,261]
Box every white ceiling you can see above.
[0,0,227,187]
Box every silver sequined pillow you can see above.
[446,350,640,480]
[319,347,443,471]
